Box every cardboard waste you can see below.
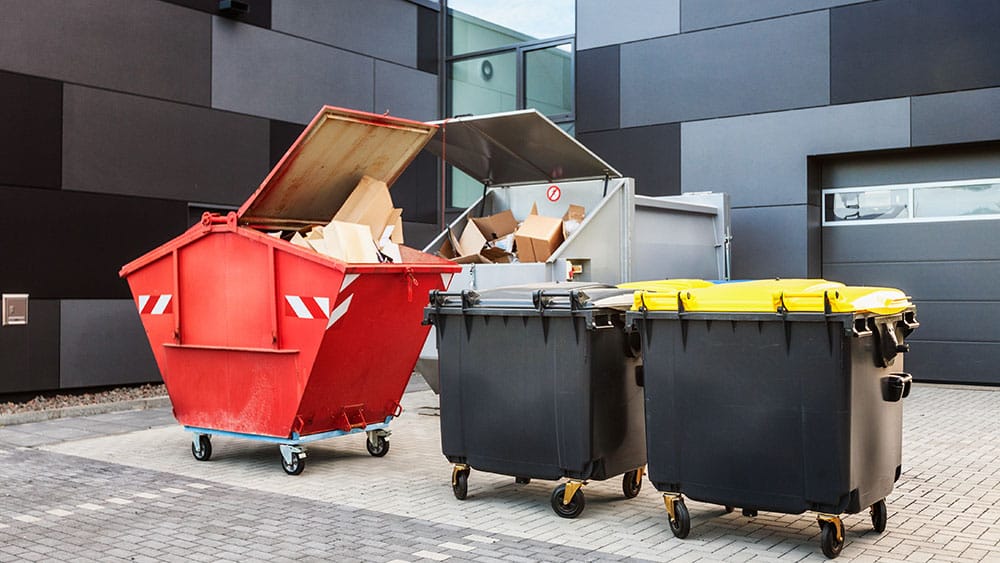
[285,175,404,264]
[437,203,585,264]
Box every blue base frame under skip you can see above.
[184,416,393,445]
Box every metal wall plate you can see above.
[2,294,28,326]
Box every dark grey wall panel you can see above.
[416,5,439,75]
[63,85,269,205]
[271,0,417,67]
[823,221,1000,263]
[620,11,829,127]
[904,302,1000,343]
[680,0,867,32]
[681,99,910,207]
[576,0,679,50]
[730,205,810,278]
[821,143,1000,189]
[905,341,1000,385]
[578,124,680,196]
[822,261,1000,302]
[374,61,438,121]
[269,120,306,169]
[575,46,619,133]
[0,71,61,190]
[912,88,1000,147]
[0,0,210,105]
[392,152,438,224]
[212,17,375,124]
[831,0,1000,104]
[60,300,159,389]
[161,0,272,29]
[0,186,188,300]
[402,220,440,251]
[0,299,59,395]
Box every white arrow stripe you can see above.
[327,294,354,329]
[285,295,312,319]
[137,295,150,312]
[341,274,360,290]
[441,273,453,288]
[313,296,330,318]
[151,295,172,315]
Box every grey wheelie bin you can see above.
[626,279,919,558]
[424,283,646,518]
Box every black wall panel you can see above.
[575,46,619,133]
[831,0,1000,103]
[417,5,439,75]
[906,341,1000,385]
[392,151,438,224]
[161,0,271,28]
[0,71,61,189]
[269,119,306,169]
[0,186,188,300]
[578,123,680,196]
[0,299,59,395]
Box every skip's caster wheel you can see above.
[452,467,470,500]
[819,518,844,559]
[191,435,212,462]
[668,499,690,539]
[550,484,586,519]
[515,476,531,484]
[281,452,305,475]
[870,499,887,534]
[742,508,758,517]
[622,469,642,499]
[366,434,390,457]
[723,505,734,514]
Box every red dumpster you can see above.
[119,106,460,475]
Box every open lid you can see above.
[424,110,621,186]
[238,106,437,228]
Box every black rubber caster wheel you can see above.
[870,499,887,534]
[191,435,212,462]
[820,520,844,559]
[668,499,691,539]
[550,484,586,519]
[742,508,758,517]
[453,468,469,500]
[723,505,734,514]
[281,452,305,476]
[622,469,642,499]
[515,476,531,484]
[366,434,390,457]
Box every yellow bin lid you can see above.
[633,278,913,315]
[618,279,714,292]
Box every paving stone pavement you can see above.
[0,382,996,562]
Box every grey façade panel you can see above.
[577,124,680,196]
[63,85,270,205]
[821,142,1000,189]
[374,61,438,122]
[905,341,1000,384]
[0,0,210,106]
[830,0,1000,104]
[0,299,59,395]
[912,88,1000,147]
[620,11,829,127]
[212,16,375,124]
[822,221,1000,264]
[575,45,620,134]
[729,205,812,279]
[681,99,910,207]
[900,301,1000,344]
[821,261,1000,302]
[576,0,679,51]
[271,0,417,67]
[59,300,160,389]
[680,0,868,32]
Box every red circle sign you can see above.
[546,185,561,202]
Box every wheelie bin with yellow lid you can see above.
[626,279,919,558]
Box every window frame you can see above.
[822,177,1000,227]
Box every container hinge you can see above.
[460,290,479,311]
[602,173,611,197]
[776,292,788,316]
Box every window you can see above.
[823,178,1000,226]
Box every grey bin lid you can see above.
[450,282,634,311]
[424,110,621,186]
[238,106,437,229]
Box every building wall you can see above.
[0,0,440,394]
[575,0,1000,384]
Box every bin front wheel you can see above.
[452,466,470,500]
[622,469,643,499]
[281,452,305,476]
[191,435,211,462]
[870,499,887,533]
[366,434,390,457]
[820,520,844,558]
[664,496,690,539]
[723,506,735,514]
[550,483,586,519]
[515,476,531,485]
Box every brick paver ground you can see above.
[0,382,997,562]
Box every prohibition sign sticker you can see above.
[546,185,561,202]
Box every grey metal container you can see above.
[424,282,647,519]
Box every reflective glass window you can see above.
[448,0,574,56]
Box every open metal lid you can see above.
[238,106,437,228]
[425,110,621,186]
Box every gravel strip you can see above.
[0,384,167,416]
